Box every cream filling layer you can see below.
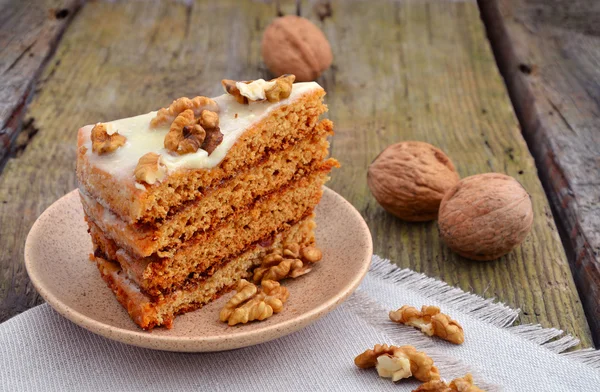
[81,82,321,181]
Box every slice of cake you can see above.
[76,75,338,330]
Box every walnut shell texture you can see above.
[438,173,534,261]
[367,141,460,222]
[261,15,333,82]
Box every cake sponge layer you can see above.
[93,216,316,330]
[77,89,327,224]
[80,121,336,258]
[87,170,328,296]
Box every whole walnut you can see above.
[438,173,533,261]
[261,15,333,82]
[367,141,460,222]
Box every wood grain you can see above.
[479,0,600,345]
[0,0,592,347]
[0,0,84,166]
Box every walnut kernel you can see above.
[221,74,295,104]
[134,152,167,185]
[413,374,484,392]
[164,109,205,155]
[253,243,321,283]
[221,79,247,104]
[199,110,219,129]
[150,96,219,128]
[300,246,322,263]
[377,353,412,382]
[200,125,224,155]
[449,374,485,392]
[219,279,289,326]
[283,243,300,258]
[265,74,295,102]
[389,305,465,345]
[413,380,453,392]
[91,123,126,155]
[355,344,440,383]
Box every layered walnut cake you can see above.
[76,75,338,330]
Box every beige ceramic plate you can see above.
[25,187,372,352]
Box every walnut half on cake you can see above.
[76,76,338,330]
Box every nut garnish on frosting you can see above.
[221,74,295,104]
[355,344,440,383]
[134,152,166,185]
[219,279,289,326]
[150,96,220,128]
[91,123,126,155]
[159,99,223,156]
[389,305,465,345]
[164,109,205,155]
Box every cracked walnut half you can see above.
[91,123,126,155]
[219,279,289,326]
[150,95,223,157]
[222,74,295,104]
[150,96,219,128]
[134,152,167,185]
[252,243,322,284]
[355,344,440,383]
[389,305,465,345]
[413,374,485,392]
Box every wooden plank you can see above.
[0,0,592,347]
[0,0,84,167]
[308,0,592,347]
[479,0,600,345]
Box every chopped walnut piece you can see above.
[162,104,223,155]
[355,344,440,383]
[253,258,308,283]
[377,353,412,382]
[150,96,219,128]
[200,126,224,155]
[252,243,322,284]
[283,243,300,258]
[91,123,126,155]
[300,246,322,263]
[221,79,248,104]
[413,380,453,392]
[262,251,283,267]
[164,109,205,154]
[199,110,219,129]
[219,279,289,326]
[180,124,206,154]
[221,74,295,104]
[389,305,465,345]
[413,374,485,392]
[261,279,290,301]
[264,74,295,102]
[134,152,166,185]
[450,374,485,392]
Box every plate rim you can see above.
[24,187,373,352]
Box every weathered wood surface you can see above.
[0,0,84,167]
[0,0,592,347]
[480,0,600,345]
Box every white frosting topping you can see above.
[236,79,276,101]
[82,81,321,184]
